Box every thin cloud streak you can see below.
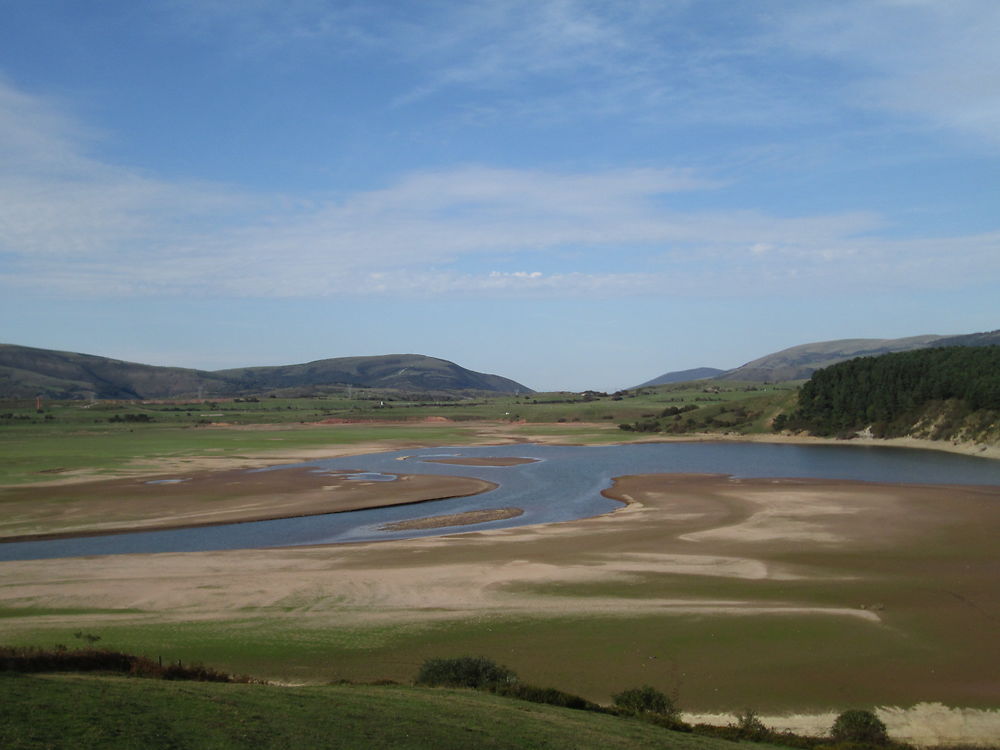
[1,75,997,301]
[778,0,1000,146]
[159,1,1000,143]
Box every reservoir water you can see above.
[3,441,999,562]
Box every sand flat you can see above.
[0,467,496,540]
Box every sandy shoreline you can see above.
[11,425,998,494]
[684,704,1000,748]
[691,431,1000,461]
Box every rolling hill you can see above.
[635,367,726,388]
[716,334,947,382]
[0,344,533,399]
[638,330,1000,386]
[215,354,528,395]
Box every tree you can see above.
[830,709,889,745]
[612,685,679,719]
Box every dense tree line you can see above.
[776,346,1000,437]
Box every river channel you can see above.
[3,441,1000,562]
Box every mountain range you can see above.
[0,345,532,400]
[637,330,1000,387]
[4,329,997,400]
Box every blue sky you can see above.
[1,0,997,391]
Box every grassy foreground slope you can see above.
[0,673,769,750]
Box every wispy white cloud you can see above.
[2,76,997,301]
[154,0,1000,143]
[158,0,381,57]
[778,0,1000,145]
[0,74,269,262]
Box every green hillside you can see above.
[215,353,530,395]
[0,344,233,400]
[0,673,776,750]
[0,345,532,399]
[710,330,1000,383]
[716,335,946,382]
[776,346,1000,442]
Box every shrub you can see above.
[415,656,517,689]
[612,685,679,719]
[0,646,256,683]
[830,709,889,745]
[731,708,769,740]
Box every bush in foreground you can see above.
[414,657,606,715]
[612,685,679,720]
[415,656,517,690]
[731,708,770,740]
[0,645,253,683]
[830,709,890,746]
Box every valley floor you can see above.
[2,423,999,745]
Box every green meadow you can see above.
[0,382,794,484]
[0,420,477,484]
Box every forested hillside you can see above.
[775,347,1000,443]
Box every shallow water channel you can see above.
[3,441,1000,561]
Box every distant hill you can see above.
[717,335,948,382]
[0,344,233,400]
[636,367,725,388]
[637,330,1000,386]
[215,354,530,396]
[0,344,533,399]
[717,330,1000,383]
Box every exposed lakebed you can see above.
[2,441,1000,561]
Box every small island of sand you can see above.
[420,457,539,467]
[379,507,524,531]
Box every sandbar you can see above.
[379,507,523,531]
[420,457,539,467]
[0,466,496,541]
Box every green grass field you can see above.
[0,672,781,750]
[0,601,971,713]
[0,383,795,484]
[0,421,480,484]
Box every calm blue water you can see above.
[3,441,999,561]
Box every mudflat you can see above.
[0,466,496,540]
[3,470,999,730]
